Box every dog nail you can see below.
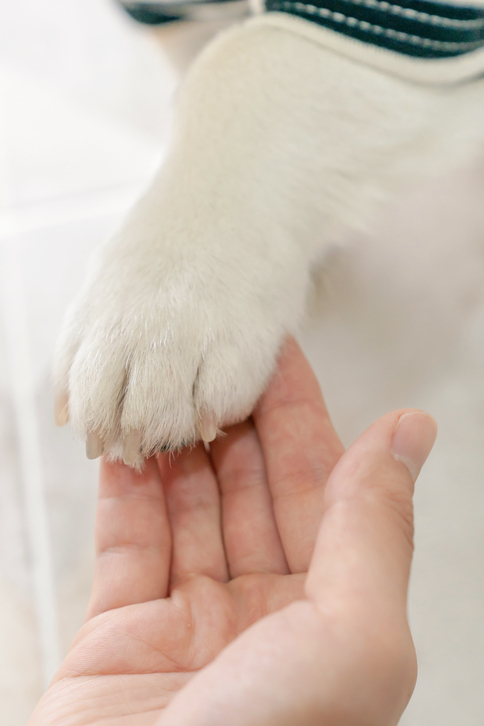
[122,430,142,466]
[54,391,69,426]
[86,432,104,460]
[198,412,217,443]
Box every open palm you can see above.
[31,339,343,724]
[30,339,433,725]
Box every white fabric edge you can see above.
[245,11,484,84]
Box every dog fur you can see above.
[54,11,484,466]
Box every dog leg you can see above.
[54,16,484,465]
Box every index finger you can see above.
[253,337,344,573]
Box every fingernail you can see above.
[391,412,438,482]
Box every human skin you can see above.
[29,338,437,726]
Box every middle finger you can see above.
[210,420,289,578]
[158,444,228,587]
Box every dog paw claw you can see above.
[122,431,142,468]
[55,391,69,427]
[86,432,104,460]
[198,411,218,443]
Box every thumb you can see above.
[306,409,437,619]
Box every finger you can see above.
[88,456,171,619]
[158,444,228,586]
[254,337,344,573]
[210,420,289,578]
[306,409,437,618]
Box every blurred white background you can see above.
[0,1,483,723]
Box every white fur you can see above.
[54,14,484,464]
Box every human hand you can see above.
[30,338,436,726]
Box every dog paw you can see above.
[54,209,307,466]
[55,19,354,466]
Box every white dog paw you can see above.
[53,213,307,466]
[56,17,397,466]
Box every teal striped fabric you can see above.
[265,0,484,57]
[117,0,484,58]
[117,0,249,24]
